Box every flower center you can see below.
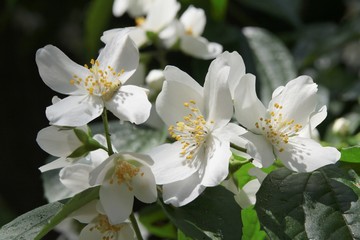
[185,27,193,36]
[255,103,303,152]
[70,59,124,101]
[135,17,145,26]
[109,160,143,191]
[90,214,123,240]
[168,100,214,162]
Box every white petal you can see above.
[112,0,129,17]
[105,85,151,125]
[147,142,199,184]
[143,0,180,32]
[38,157,70,172]
[163,171,205,207]
[156,67,204,126]
[248,167,267,183]
[46,95,103,127]
[118,223,136,240]
[131,165,157,203]
[276,136,340,172]
[89,155,114,186]
[163,65,203,92]
[234,73,266,133]
[158,20,182,49]
[234,179,261,208]
[180,35,223,60]
[272,86,284,98]
[79,223,102,240]
[36,126,83,157]
[100,182,134,224]
[70,199,98,223]
[201,137,231,187]
[242,131,275,168]
[59,163,93,193]
[97,34,139,84]
[180,5,206,36]
[203,52,234,127]
[35,45,88,95]
[213,123,247,142]
[128,28,148,47]
[101,28,134,44]
[224,51,246,99]
[268,75,318,128]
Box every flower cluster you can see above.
[34,0,341,238]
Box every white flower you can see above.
[112,0,156,18]
[174,5,223,59]
[148,51,246,207]
[145,69,165,92]
[103,0,180,48]
[71,200,136,240]
[89,152,157,224]
[37,125,91,172]
[36,30,151,127]
[234,75,341,172]
[59,135,109,195]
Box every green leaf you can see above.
[243,27,297,103]
[0,202,63,240]
[340,146,360,163]
[85,0,113,58]
[241,207,266,240]
[138,204,177,239]
[255,165,360,240]
[91,121,166,153]
[210,0,228,21]
[35,187,99,240]
[239,0,302,27]
[160,186,242,240]
[178,229,193,240]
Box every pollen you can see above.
[168,100,213,163]
[135,17,145,26]
[90,214,123,240]
[70,59,124,101]
[256,103,303,153]
[109,160,142,191]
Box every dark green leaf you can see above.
[138,204,177,239]
[239,0,302,27]
[243,27,297,103]
[210,0,228,21]
[0,202,63,240]
[340,146,360,163]
[160,186,242,240]
[91,121,166,153]
[34,187,99,240]
[255,165,360,240]
[178,229,193,240]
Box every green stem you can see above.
[101,108,114,155]
[130,212,143,240]
[230,142,247,153]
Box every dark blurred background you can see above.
[1,0,359,237]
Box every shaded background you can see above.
[1,0,359,238]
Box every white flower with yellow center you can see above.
[176,5,222,59]
[102,0,180,48]
[36,31,151,127]
[234,74,341,172]
[71,200,136,240]
[148,52,246,207]
[89,152,157,224]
